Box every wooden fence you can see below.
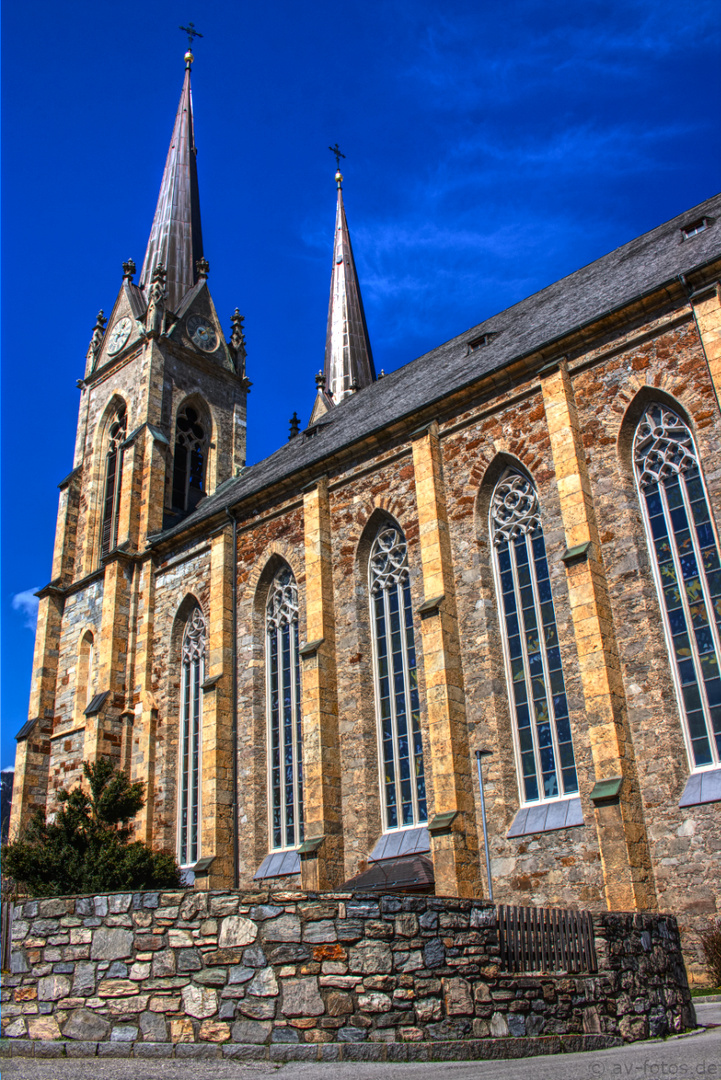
[1,898,12,973]
[498,904,598,974]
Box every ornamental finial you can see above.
[329,143,345,188]
[180,21,203,67]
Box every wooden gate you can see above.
[498,904,597,973]
[1,898,13,973]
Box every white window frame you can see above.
[368,523,428,832]
[265,566,304,851]
[633,404,721,773]
[490,468,579,807]
[177,607,205,869]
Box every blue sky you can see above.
[2,0,720,771]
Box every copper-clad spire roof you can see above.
[323,170,376,403]
[140,54,203,313]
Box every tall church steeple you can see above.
[140,49,204,313]
[323,167,376,403]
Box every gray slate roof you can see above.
[155,193,721,545]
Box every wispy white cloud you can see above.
[12,588,40,632]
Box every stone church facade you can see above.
[10,51,721,980]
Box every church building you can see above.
[10,48,721,980]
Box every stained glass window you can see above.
[100,402,126,556]
[179,607,205,867]
[634,404,721,768]
[491,469,578,803]
[266,566,304,849]
[173,404,208,513]
[369,525,427,829]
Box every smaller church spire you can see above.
[323,153,376,404]
[140,40,204,313]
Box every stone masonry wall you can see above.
[2,889,694,1058]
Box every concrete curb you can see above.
[1,1034,625,1061]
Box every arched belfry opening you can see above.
[172,400,210,513]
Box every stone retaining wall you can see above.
[1,890,696,1057]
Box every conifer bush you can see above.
[1,759,181,896]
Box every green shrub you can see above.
[1,759,181,896]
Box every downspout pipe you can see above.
[225,508,239,889]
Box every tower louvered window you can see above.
[100,403,127,556]
[369,525,428,830]
[179,608,205,867]
[266,567,304,850]
[172,404,208,512]
[634,404,721,768]
[491,469,578,803]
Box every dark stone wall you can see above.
[2,889,694,1051]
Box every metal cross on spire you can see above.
[329,143,346,170]
[179,21,203,49]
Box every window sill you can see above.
[369,826,430,862]
[253,850,301,880]
[507,797,584,838]
[678,767,721,807]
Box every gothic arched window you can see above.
[179,607,205,867]
[172,404,208,512]
[266,567,304,849]
[491,469,578,803]
[100,402,126,556]
[369,524,427,830]
[633,404,721,768]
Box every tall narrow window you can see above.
[76,631,94,719]
[634,404,721,768]
[491,469,578,803]
[266,567,304,849]
[172,404,208,512]
[369,524,427,829]
[179,607,205,867]
[100,403,126,556]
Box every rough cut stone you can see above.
[218,916,257,948]
[239,998,277,1020]
[395,950,424,973]
[490,1012,510,1037]
[303,920,337,944]
[90,929,133,962]
[444,977,474,1016]
[199,1020,231,1042]
[327,991,354,1016]
[231,1019,272,1043]
[248,967,279,997]
[415,997,442,1022]
[358,992,392,1012]
[348,941,393,975]
[263,915,301,942]
[111,1025,139,1042]
[27,1015,62,1040]
[423,938,445,968]
[37,975,70,1001]
[151,950,176,977]
[140,1010,168,1041]
[281,977,324,1017]
[228,964,255,984]
[177,948,202,972]
[250,905,283,920]
[242,945,267,967]
[182,985,218,1019]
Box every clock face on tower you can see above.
[106,316,133,356]
[187,314,218,352]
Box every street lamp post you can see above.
[475,748,494,902]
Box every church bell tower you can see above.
[9,42,249,838]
